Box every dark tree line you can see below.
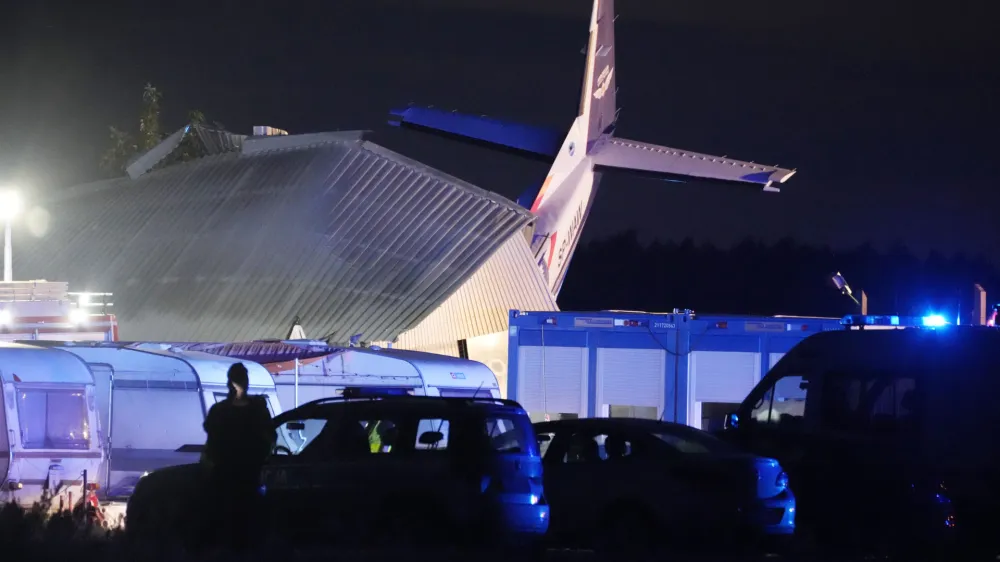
[560,231,1000,322]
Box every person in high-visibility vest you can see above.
[368,420,397,453]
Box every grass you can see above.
[0,500,570,562]
[0,499,817,562]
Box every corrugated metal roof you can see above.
[393,232,558,350]
[14,131,535,344]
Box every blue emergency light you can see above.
[921,314,947,327]
[341,387,415,398]
[840,314,951,329]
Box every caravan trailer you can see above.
[26,341,282,518]
[0,342,104,513]
[134,341,503,409]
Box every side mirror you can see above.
[536,434,552,443]
[724,412,740,430]
[286,421,306,431]
[418,431,444,446]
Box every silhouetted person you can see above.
[605,434,628,460]
[200,363,275,550]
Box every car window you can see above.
[563,431,635,463]
[276,417,329,456]
[825,373,919,435]
[274,416,380,460]
[652,424,742,454]
[415,418,450,450]
[751,374,809,428]
[536,431,556,458]
[362,417,404,454]
[485,413,538,456]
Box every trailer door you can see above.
[0,383,9,483]
[88,363,115,493]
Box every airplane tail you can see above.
[580,0,618,155]
[386,0,796,300]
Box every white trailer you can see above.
[28,341,282,513]
[0,342,105,513]
[136,341,503,409]
[273,346,503,407]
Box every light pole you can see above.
[0,189,23,283]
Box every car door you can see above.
[540,427,602,538]
[263,413,341,541]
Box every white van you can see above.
[0,342,104,513]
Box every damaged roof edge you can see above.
[241,130,369,155]
[360,140,531,217]
[125,125,190,180]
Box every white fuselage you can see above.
[531,117,604,297]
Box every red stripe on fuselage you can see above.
[530,176,554,213]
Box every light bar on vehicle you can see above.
[840,314,951,328]
[340,387,415,398]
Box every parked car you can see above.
[128,393,549,549]
[533,417,794,553]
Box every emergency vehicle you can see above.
[0,280,117,342]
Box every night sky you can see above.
[1,0,996,261]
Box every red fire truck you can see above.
[0,280,117,342]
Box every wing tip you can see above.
[776,169,797,183]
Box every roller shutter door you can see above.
[596,348,665,414]
[769,352,785,370]
[516,346,588,416]
[690,351,760,403]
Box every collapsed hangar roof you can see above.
[14,127,546,343]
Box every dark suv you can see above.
[264,394,548,547]
[128,395,548,548]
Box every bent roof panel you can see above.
[15,132,534,344]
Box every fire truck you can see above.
[0,280,117,342]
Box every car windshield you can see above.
[653,424,742,455]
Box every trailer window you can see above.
[17,388,90,450]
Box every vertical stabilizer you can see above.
[580,0,618,153]
[387,0,797,302]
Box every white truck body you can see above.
[28,342,282,505]
[0,342,105,513]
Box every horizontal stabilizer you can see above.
[592,137,795,191]
[388,105,563,159]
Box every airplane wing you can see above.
[388,105,563,160]
[591,137,796,191]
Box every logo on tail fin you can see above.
[593,66,614,100]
